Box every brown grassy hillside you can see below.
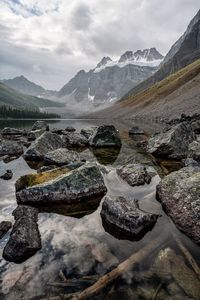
[85,59,200,122]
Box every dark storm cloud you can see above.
[0,0,200,89]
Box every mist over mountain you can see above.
[56,48,163,112]
[3,75,57,99]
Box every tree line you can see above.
[0,105,60,119]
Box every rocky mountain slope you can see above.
[57,48,163,111]
[85,58,200,127]
[0,82,64,111]
[3,75,56,98]
[122,9,200,100]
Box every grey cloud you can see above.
[71,3,92,30]
[0,0,200,89]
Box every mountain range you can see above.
[0,82,64,112]
[56,48,163,111]
[2,48,163,113]
[87,9,200,123]
[1,9,200,120]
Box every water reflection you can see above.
[0,119,199,300]
[91,147,121,165]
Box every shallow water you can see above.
[0,119,199,300]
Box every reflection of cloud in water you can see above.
[0,170,171,299]
[0,121,199,299]
[1,211,120,299]
[0,157,34,209]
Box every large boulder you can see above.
[63,132,88,148]
[101,196,160,241]
[0,221,12,240]
[44,148,80,166]
[117,164,156,187]
[32,120,49,131]
[147,122,195,160]
[156,167,200,245]
[23,132,65,161]
[16,164,107,212]
[89,125,121,148]
[15,167,70,192]
[188,141,200,163]
[0,141,23,156]
[1,127,24,136]
[3,205,41,263]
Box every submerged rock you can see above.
[129,126,144,135]
[0,221,12,240]
[89,125,121,148]
[156,167,200,245]
[63,132,88,148]
[3,205,41,263]
[23,132,65,161]
[0,141,23,157]
[117,164,156,187]
[0,169,13,180]
[1,127,24,136]
[16,163,107,212]
[153,248,200,300]
[101,196,160,241]
[32,120,49,131]
[147,122,195,160]
[44,148,80,166]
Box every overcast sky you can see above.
[0,0,199,90]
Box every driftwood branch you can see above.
[172,231,200,280]
[39,236,165,300]
[67,236,163,300]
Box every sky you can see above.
[0,0,199,90]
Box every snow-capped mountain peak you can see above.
[96,57,112,69]
[119,48,163,64]
[94,48,163,73]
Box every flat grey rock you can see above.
[24,132,65,161]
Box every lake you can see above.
[0,119,199,300]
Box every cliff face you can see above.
[122,10,200,100]
[57,48,163,109]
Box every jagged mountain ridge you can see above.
[122,9,200,100]
[57,48,163,109]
